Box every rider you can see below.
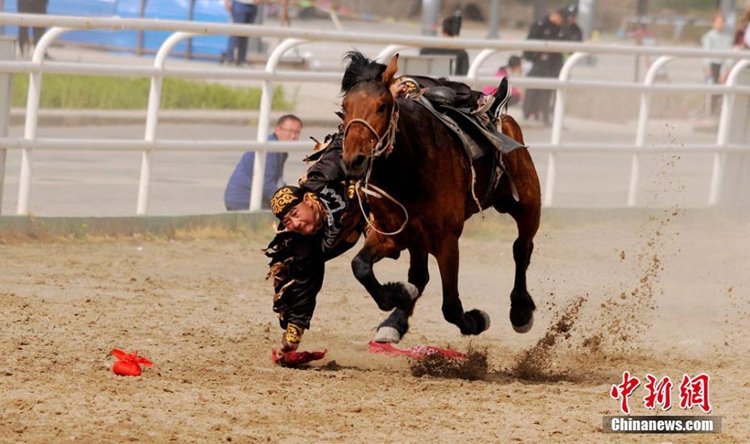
[264,132,364,364]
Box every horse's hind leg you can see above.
[435,235,491,336]
[503,201,540,333]
[498,115,541,332]
[375,246,429,343]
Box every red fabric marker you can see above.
[111,349,153,376]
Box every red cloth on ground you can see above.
[271,348,327,366]
[111,349,153,376]
[368,341,466,359]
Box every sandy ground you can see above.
[1,209,749,443]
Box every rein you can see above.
[343,99,408,236]
[355,181,409,236]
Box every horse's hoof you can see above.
[403,283,419,301]
[512,314,534,333]
[380,282,420,312]
[477,310,491,332]
[463,309,491,335]
[374,326,402,343]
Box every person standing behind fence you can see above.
[17,0,49,58]
[223,0,259,66]
[701,12,733,116]
[522,7,565,126]
[420,14,469,76]
[735,4,750,49]
[224,114,303,211]
[482,55,523,107]
[560,3,583,43]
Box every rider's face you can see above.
[282,195,321,235]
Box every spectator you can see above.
[560,3,583,42]
[482,54,523,108]
[735,3,750,49]
[17,0,49,58]
[701,12,734,115]
[420,14,470,76]
[224,114,302,211]
[522,7,565,126]
[223,0,259,66]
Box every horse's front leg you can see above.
[435,235,491,336]
[351,232,418,314]
[374,246,429,343]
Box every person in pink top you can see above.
[482,54,523,107]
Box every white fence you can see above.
[1,13,749,216]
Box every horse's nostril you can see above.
[351,155,367,172]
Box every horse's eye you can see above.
[377,103,387,114]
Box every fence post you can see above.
[718,68,750,207]
[629,55,674,207]
[137,0,146,56]
[486,0,501,39]
[421,0,441,36]
[0,36,14,215]
[249,37,304,212]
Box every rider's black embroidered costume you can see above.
[264,133,363,333]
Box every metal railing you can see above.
[1,13,749,216]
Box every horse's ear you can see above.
[381,53,399,85]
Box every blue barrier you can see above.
[2,0,242,59]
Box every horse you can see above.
[340,50,542,343]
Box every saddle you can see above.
[417,82,524,159]
[422,77,513,124]
[413,96,523,204]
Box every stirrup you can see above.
[489,77,512,120]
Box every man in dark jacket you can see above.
[522,8,565,126]
[264,133,364,364]
[560,4,583,43]
[522,4,583,126]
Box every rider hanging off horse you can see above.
[265,51,539,366]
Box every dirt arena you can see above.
[1,208,749,443]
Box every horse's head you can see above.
[340,51,399,179]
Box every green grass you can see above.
[11,73,293,110]
[650,0,714,13]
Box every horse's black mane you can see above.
[341,51,387,94]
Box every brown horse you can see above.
[340,51,541,343]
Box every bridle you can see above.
[341,95,408,236]
[342,99,399,160]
